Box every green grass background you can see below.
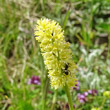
[0,0,110,110]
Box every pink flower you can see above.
[28,76,41,85]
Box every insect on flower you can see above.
[64,63,69,75]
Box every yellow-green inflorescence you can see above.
[103,91,110,98]
[35,18,77,89]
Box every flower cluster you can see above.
[77,93,88,103]
[35,18,77,89]
[77,89,98,103]
[28,76,41,85]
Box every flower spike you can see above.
[35,18,77,89]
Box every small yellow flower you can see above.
[91,107,100,110]
[35,18,77,89]
[5,95,8,99]
[103,91,110,98]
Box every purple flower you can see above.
[88,90,92,94]
[73,104,76,109]
[65,103,76,109]
[80,99,85,103]
[28,76,41,85]
[77,93,87,103]
[65,103,69,110]
[77,89,98,104]
[88,89,98,96]
[80,94,85,99]
[83,92,88,96]
[73,81,80,90]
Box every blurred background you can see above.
[0,0,110,110]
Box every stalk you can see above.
[64,84,73,110]
[42,71,49,110]
[39,48,47,110]
[62,10,74,110]
[51,91,57,110]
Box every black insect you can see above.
[64,63,69,75]
[51,32,54,36]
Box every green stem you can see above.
[51,91,57,110]
[100,97,106,110]
[64,84,74,110]
[39,47,47,110]
[42,71,49,110]
[107,33,110,60]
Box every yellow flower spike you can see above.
[35,18,77,89]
